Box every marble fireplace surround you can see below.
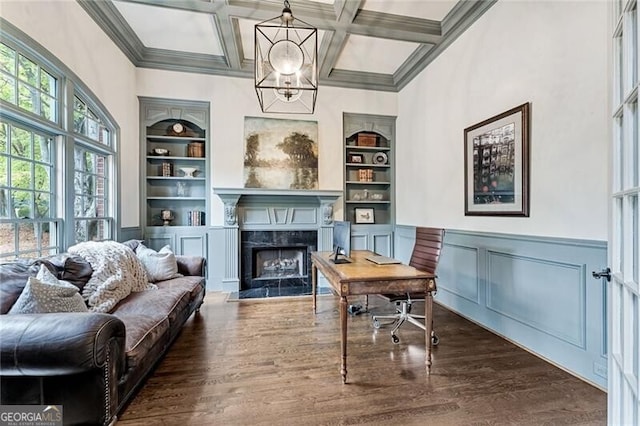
[213,188,342,293]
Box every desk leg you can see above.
[340,295,348,384]
[312,264,317,314]
[424,290,433,375]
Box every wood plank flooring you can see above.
[117,293,606,425]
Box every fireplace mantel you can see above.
[213,188,342,226]
[213,188,342,206]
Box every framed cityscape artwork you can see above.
[464,103,530,216]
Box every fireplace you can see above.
[213,188,342,296]
[240,230,316,297]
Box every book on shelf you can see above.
[187,210,205,226]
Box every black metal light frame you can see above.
[254,1,318,114]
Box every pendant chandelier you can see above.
[254,0,318,114]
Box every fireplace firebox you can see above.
[240,230,317,297]
[254,247,305,279]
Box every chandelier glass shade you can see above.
[255,1,318,114]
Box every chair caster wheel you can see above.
[373,319,381,329]
[391,334,400,344]
[431,334,439,346]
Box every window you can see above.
[73,96,111,146]
[0,42,57,122]
[73,143,112,243]
[0,119,60,259]
[0,27,119,260]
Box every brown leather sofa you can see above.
[0,241,206,425]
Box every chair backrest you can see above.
[408,227,444,274]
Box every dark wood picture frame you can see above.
[348,153,364,164]
[464,103,530,216]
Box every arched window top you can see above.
[0,41,59,124]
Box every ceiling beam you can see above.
[350,10,441,44]
[318,0,362,79]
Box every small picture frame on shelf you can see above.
[348,153,364,163]
[354,208,375,224]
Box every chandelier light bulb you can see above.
[274,73,302,102]
[269,40,304,75]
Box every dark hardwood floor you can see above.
[117,292,606,425]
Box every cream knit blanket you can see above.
[68,241,155,313]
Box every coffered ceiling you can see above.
[78,0,496,92]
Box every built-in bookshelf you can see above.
[343,113,396,256]
[139,97,210,257]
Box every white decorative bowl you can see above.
[153,148,170,156]
[180,167,197,178]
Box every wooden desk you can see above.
[311,250,437,383]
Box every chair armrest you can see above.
[176,255,206,277]
[0,313,125,376]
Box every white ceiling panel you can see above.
[362,0,458,21]
[113,1,224,56]
[238,18,258,61]
[335,34,418,74]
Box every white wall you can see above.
[1,0,140,227]
[3,0,610,240]
[136,69,397,225]
[2,0,397,228]
[397,0,609,240]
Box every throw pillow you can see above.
[135,244,183,283]
[8,264,88,314]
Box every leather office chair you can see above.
[372,227,444,344]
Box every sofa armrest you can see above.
[176,255,206,277]
[0,313,125,376]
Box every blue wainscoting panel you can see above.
[399,227,608,389]
[393,225,414,263]
[290,208,317,224]
[272,208,289,224]
[351,231,369,251]
[486,252,585,348]
[120,227,142,242]
[439,244,480,304]
[372,232,392,255]
[243,208,270,225]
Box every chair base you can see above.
[372,300,439,345]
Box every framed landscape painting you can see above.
[243,117,318,190]
[464,103,530,216]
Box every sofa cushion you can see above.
[0,260,56,314]
[8,265,88,314]
[155,276,204,305]
[120,239,143,252]
[135,244,182,283]
[113,313,170,371]
[114,283,194,327]
[45,254,94,292]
